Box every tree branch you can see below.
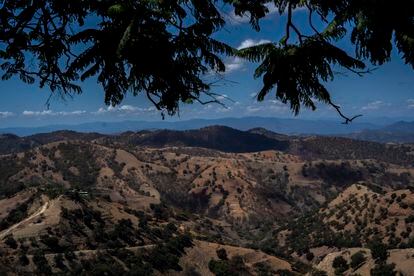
[328,98,363,124]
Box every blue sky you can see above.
[1,5,413,127]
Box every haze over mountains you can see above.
[1,116,414,143]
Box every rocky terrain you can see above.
[0,126,413,275]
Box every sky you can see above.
[1,4,413,128]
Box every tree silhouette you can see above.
[0,0,413,121]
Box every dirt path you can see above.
[0,201,49,240]
[27,244,158,259]
[72,244,156,255]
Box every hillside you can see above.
[0,131,105,155]
[0,134,40,154]
[0,131,413,274]
[290,136,414,165]
[345,121,414,143]
[0,126,289,155]
[112,126,290,153]
[1,126,414,166]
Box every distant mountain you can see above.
[0,131,105,155]
[0,126,290,154]
[251,128,414,165]
[345,121,414,143]
[113,125,290,153]
[28,130,105,145]
[248,127,293,141]
[1,126,413,166]
[381,121,414,133]
[290,135,414,165]
[0,116,381,136]
[0,133,40,154]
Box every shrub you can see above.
[216,248,228,260]
[41,235,62,252]
[208,255,249,276]
[5,236,18,249]
[54,253,66,270]
[209,259,230,276]
[371,263,396,276]
[19,254,29,266]
[306,252,315,261]
[350,251,366,269]
[254,262,275,276]
[310,269,328,276]
[33,251,52,274]
[332,256,348,274]
[276,269,296,276]
[368,239,388,263]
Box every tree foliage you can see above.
[0,0,413,120]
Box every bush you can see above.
[350,251,366,269]
[310,269,328,276]
[216,248,228,260]
[277,270,296,276]
[54,253,67,270]
[33,251,52,274]
[19,254,29,266]
[254,262,275,276]
[150,203,170,221]
[368,239,388,263]
[41,235,62,252]
[149,245,181,272]
[371,263,396,276]
[332,256,348,274]
[306,252,315,261]
[209,259,230,276]
[5,236,18,249]
[208,255,249,276]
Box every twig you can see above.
[328,99,363,124]
[306,3,321,35]
[284,3,292,45]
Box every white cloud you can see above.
[119,105,140,112]
[224,39,272,73]
[215,106,232,113]
[407,99,414,108]
[23,110,52,116]
[361,101,388,111]
[225,3,278,25]
[0,111,14,118]
[22,110,86,116]
[245,99,288,114]
[224,57,245,73]
[93,105,156,115]
[95,107,108,115]
[237,39,271,50]
[246,106,264,113]
[226,3,306,25]
[225,9,251,25]
[215,94,229,101]
[68,110,87,115]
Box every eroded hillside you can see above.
[0,134,413,275]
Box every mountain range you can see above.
[344,121,414,143]
[0,125,413,275]
[1,117,413,143]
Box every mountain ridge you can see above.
[1,126,413,167]
[0,116,382,136]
